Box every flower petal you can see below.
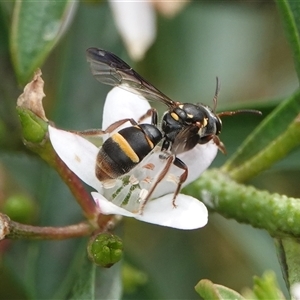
[138,141,218,199]
[93,191,207,230]
[136,193,208,230]
[92,192,135,217]
[48,125,103,192]
[178,141,218,186]
[102,87,151,130]
[109,1,156,61]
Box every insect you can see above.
[86,47,262,210]
[94,114,162,183]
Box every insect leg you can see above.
[139,154,188,213]
[199,135,226,154]
[70,118,138,137]
[138,108,158,125]
[212,135,226,154]
[139,154,174,213]
[171,157,188,207]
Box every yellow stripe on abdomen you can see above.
[111,133,140,163]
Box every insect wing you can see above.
[86,47,175,108]
[171,126,199,154]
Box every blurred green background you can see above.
[0,1,298,299]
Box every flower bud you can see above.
[16,69,48,144]
[87,232,123,268]
[2,194,36,224]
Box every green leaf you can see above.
[275,237,300,289]
[94,264,122,300]
[68,251,122,300]
[69,253,96,300]
[10,0,77,85]
[195,279,245,300]
[276,0,300,81]
[195,272,285,300]
[222,90,300,182]
[251,271,286,300]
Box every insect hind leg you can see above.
[139,154,188,213]
[70,118,138,138]
[171,157,188,207]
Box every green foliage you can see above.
[275,237,300,289]
[195,279,246,300]
[10,1,75,85]
[195,272,285,300]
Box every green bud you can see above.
[87,232,123,268]
[2,194,37,224]
[17,107,48,143]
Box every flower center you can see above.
[101,147,179,213]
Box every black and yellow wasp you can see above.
[85,47,261,210]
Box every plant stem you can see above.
[188,169,300,237]
[1,213,94,240]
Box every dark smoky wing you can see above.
[171,124,202,155]
[86,47,175,107]
[171,127,192,154]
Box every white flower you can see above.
[108,1,189,61]
[291,283,300,300]
[108,1,156,61]
[49,87,218,230]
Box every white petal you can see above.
[92,192,135,217]
[140,141,218,199]
[178,141,218,186]
[48,125,103,192]
[291,283,300,300]
[136,194,208,230]
[109,1,156,61]
[93,191,208,230]
[152,1,189,18]
[102,87,151,129]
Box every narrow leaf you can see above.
[276,0,300,80]
[69,253,96,300]
[251,271,286,300]
[10,0,77,85]
[95,264,122,300]
[67,251,122,300]
[275,237,300,290]
[222,90,300,182]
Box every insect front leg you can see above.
[199,135,226,154]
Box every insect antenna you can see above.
[217,109,262,118]
[212,76,221,113]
